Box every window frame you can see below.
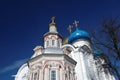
[33,72,38,80]
[57,40,60,47]
[52,39,55,46]
[50,70,56,80]
[46,41,49,47]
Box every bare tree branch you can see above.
[92,17,120,79]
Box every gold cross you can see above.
[67,25,73,34]
[73,20,79,28]
[51,16,55,23]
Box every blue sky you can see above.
[0,0,120,80]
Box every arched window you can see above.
[47,41,49,46]
[52,40,55,46]
[51,70,56,80]
[68,66,71,80]
[34,72,37,80]
[57,41,60,47]
[79,45,91,53]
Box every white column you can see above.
[48,68,50,80]
[56,69,60,80]
[38,69,41,80]
[80,52,88,80]
[44,68,49,80]
[29,70,32,80]
[71,51,83,80]
[41,69,43,80]
[60,68,63,80]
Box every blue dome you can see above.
[68,29,90,44]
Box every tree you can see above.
[92,17,120,79]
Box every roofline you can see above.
[43,32,63,39]
[68,38,91,44]
[28,54,76,65]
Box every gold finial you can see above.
[67,25,73,34]
[73,20,79,28]
[51,16,55,23]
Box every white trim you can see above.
[61,44,75,51]
[15,63,29,80]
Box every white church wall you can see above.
[15,17,116,80]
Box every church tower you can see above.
[63,20,115,80]
[66,20,96,80]
[44,17,62,48]
[15,17,76,80]
[15,18,116,80]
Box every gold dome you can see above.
[63,36,69,44]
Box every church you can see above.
[14,17,115,80]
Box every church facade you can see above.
[15,17,115,80]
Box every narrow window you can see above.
[68,67,71,80]
[52,40,55,46]
[51,70,56,80]
[47,41,49,46]
[57,41,60,47]
[34,73,37,80]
